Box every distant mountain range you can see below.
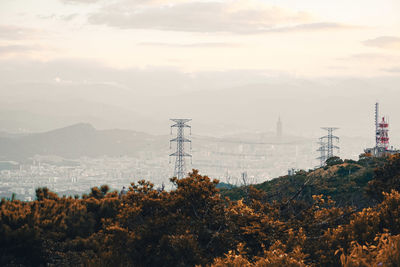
[0,123,167,161]
[0,122,292,162]
[0,122,371,164]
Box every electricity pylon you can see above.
[170,119,192,179]
[317,127,339,167]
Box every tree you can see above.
[367,154,400,202]
[326,156,344,167]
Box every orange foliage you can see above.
[1,167,400,266]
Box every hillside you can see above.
[221,155,388,209]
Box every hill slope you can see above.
[221,156,388,209]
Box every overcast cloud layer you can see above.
[0,25,40,40]
[87,1,353,34]
[0,0,399,75]
[363,36,400,50]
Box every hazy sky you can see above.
[1,0,399,76]
[0,0,399,142]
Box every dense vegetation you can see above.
[1,154,400,266]
[221,155,387,209]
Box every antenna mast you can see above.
[375,102,379,148]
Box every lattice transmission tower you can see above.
[316,127,339,167]
[316,139,327,168]
[169,119,192,179]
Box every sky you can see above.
[1,0,399,75]
[0,0,399,144]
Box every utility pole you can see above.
[169,119,192,179]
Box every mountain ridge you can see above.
[0,123,161,161]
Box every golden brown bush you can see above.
[1,165,400,266]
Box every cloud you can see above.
[339,53,400,62]
[138,42,239,48]
[363,36,400,50]
[382,67,400,73]
[38,13,79,21]
[61,0,100,3]
[0,44,43,56]
[62,14,79,21]
[0,58,282,95]
[87,1,351,34]
[0,25,40,40]
[266,22,357,33]
[60,0,169,4]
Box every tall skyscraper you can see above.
[277,116,282,139]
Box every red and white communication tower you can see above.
[366,102,399,157]
[377,116,389,150]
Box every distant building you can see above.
[119,186,127,198]
[288,168,296,176]
[277,116,282,139]
[365,146,400,157]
